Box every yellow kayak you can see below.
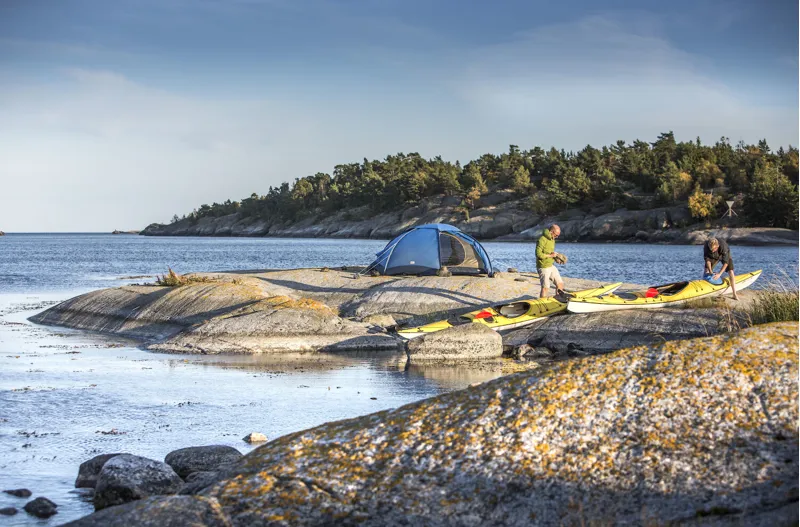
[396,282,623,340]
[566,270,762,314]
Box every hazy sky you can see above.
[1,0,797,232]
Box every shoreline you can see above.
[138,231,797,246]
[140,224,798,247]
[139,196,799,247]
[2,228,797,246]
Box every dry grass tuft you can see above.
[744,274,799,325]
[154,267,214,287]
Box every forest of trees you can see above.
[173,132,799,230]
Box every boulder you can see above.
[503,308,730,355]
[164,445,243,479]
[3,488,31,498]
[242,432,267,443]
[23,497,57,519]
[406,323,503,360]
[60,496,230,527]
[94,454,183,510]
[178,471,227,495]
[0,507,17,516]
[75,453,126,488]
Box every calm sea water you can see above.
[0,234,796,525]
[1,233,797,293]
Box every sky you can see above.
[0,0,797,232]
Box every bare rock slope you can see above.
[29,269,742,356]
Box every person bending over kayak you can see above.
[536,224,565,298]
[704,237,739,300]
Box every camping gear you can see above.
[396,282,623,339]
[703,272,724,285]
[367,224,493,276]
[566,270,762,314]
[554,253,568,265]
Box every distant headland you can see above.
[140,132,798,246]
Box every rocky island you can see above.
[30,267,757,359]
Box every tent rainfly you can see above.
[368,223,493,276]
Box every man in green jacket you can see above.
[536,224,564,298]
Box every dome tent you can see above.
[368,224,493,276]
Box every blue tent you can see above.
[368,223,493,276]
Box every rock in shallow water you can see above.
[242,432,267,443]
[94,454,183,510]
[75,453,126,488]
[0,507,17,516]
[23,497,57,518]
[3,488,32,498]
[164,445,242,479]
[405,323,503,360]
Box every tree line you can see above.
[172,132,799,230]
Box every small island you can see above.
[140,132,799,245]
[28,266,780,358]
[112,229,140,235]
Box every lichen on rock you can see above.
[68,322,798,525]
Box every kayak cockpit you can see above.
[497,302,530,318]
